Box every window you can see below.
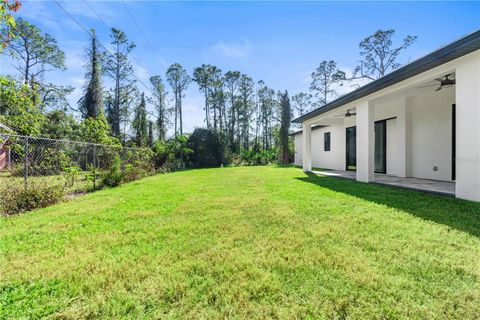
[324,132,331,151]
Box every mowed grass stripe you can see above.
[1,166,480,319]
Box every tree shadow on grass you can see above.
[296,172,480,237]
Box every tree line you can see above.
[1,3,416,166]
[1,14,295,164]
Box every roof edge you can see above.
[292,29,480,123]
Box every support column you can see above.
[356,100,375,182]
[456,53,480,201]
[396,99,408,178]
[302,122,312,172]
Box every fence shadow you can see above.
[296,172,480,238]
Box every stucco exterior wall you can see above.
[455,51,480,201]
[294,134,302,166]
[407,87,455,181]
[293,87,455,182]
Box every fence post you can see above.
[93,144,97,190]
[24,136,29,190]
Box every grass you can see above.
[1,166,480,319]
[0,170,92,197]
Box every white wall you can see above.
[293,88,455,182]
[407,87,455,181]
[295,98,406,175]
[455,51,480,201]
[293,126,345,170]
[311,126,345,170]
[294,134,302,166]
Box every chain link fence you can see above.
[0,134,155,214]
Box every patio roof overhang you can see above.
[292,29,480,124]
[288,125,326,136]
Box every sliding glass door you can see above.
[346,122,386,173]
[374,120,387,174]
[346,126,356,171]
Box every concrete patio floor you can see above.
[312,169,455,197]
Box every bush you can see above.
[1,184,64,216]
[187,128,225,168]
[101,155,123,187]
[122,148,155,183]
[232,149,278,166]
[152,140,171,168]
[63,165,81,187]
[152,136,192,171]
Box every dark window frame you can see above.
[324,132,331,152]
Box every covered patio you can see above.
[293,31,480,201]
[312,169,455,196]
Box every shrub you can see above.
[152,135,192,171]
[187,128,225,168]
[152,140,171,168]
[101,155,123,187]
[30,147,73,176]
[63,165,81,187]
[85,164,97,190]
[232,148,278,166]
[1,184,64,216]
[122,148,155,183]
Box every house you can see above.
[292,30,480,202]
[0,123,13,171]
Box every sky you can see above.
[1,1,479,134]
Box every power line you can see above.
[54,0,193,134]
[54,1,155,111]
[121,0,165,69]
[54,1,149,90]
[81,0,160,123]
[82,0,111,31]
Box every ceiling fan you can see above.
[345,109,356,117]
[332,109,356,118]
[418,74,456,92]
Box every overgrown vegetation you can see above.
[1,166,480,318]
[0,183,63,215]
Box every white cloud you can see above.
[17,1,60,30]
[132,62,150,84]
[205,39,253,60]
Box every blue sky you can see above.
[1,1,479,133]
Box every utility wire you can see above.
[82,0,111,32]
[81,0,163,122]
[54,1,152,95]
[54,0,193,133]
[121,0,165,69]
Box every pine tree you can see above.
[193,64,214,129]
[103,28,135,137]
[149,75,169,141]
[224,71,240,150]
[166,63,190,136]
[132,92,148,146]
[79,29,103,119]
[257,81,276,150]
[147,120,154,147]
[310,60,346,107]
[237,74,254,150]
[279,90,291,164]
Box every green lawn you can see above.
[1,166,480,319]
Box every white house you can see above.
[292,30,480,202]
